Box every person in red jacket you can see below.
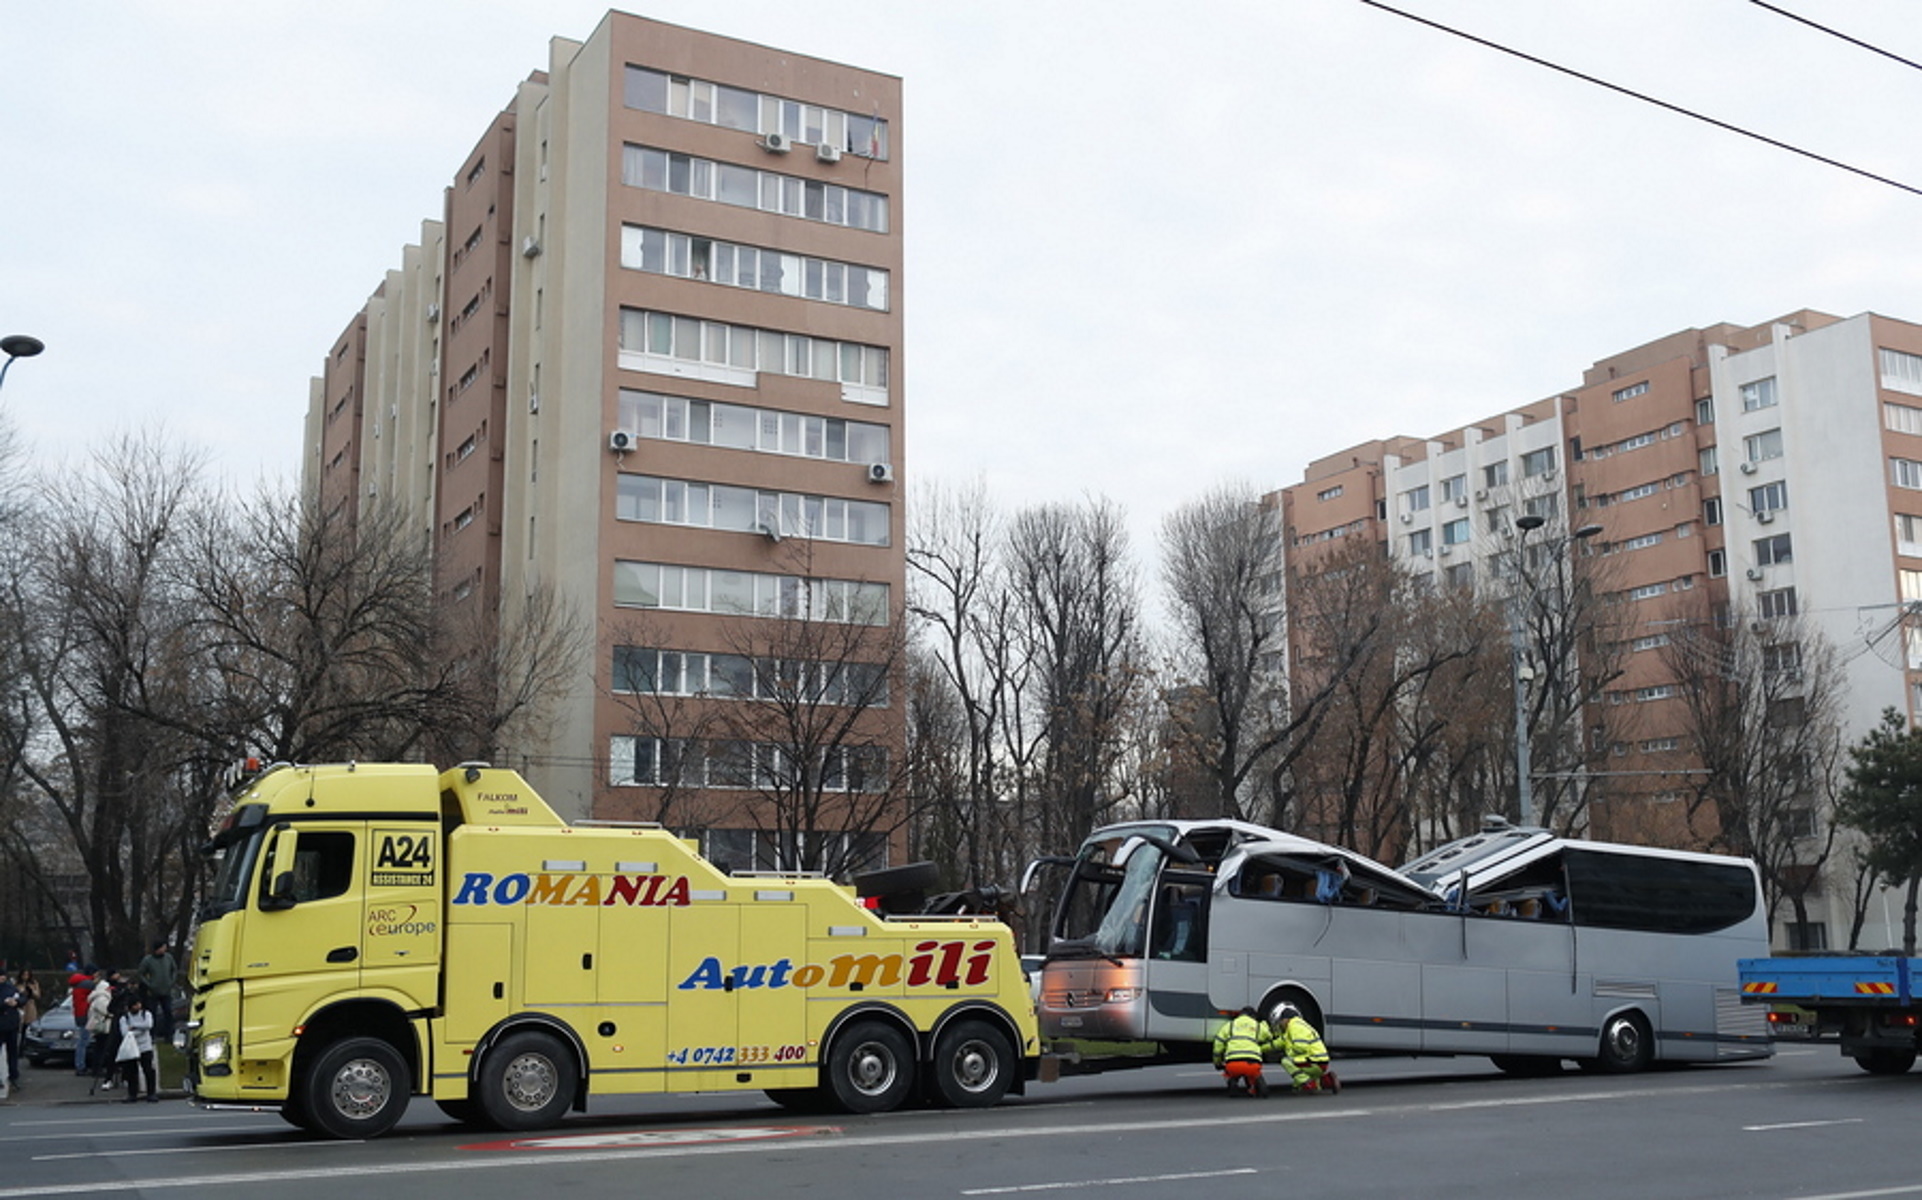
[69,965,97,1075]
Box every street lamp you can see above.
[1510,515,1602,827]
[0,334,45,391]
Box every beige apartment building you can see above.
[1275,310,1922,951]
[304,12,906,872]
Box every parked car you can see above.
[22,994,78,1067]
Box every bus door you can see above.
[1141,869,1215,1042]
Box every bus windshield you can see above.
[1053,826,1173,959]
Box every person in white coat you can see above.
[116,995,158,1102]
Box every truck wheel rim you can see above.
[848,1041,896,1095]
[331,1059,393,1120]
[950,1039,998,1093]
[503,1053,558,1111]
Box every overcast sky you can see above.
[7,1,1920,576]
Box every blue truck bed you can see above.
[1739,956,1917,1005]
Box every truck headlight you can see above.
[199,1033,231,1067]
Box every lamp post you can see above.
[0,334,45,391]
[1510,515,1602,828]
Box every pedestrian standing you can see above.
[69,964,96,1075]
[0,971,22,1093]
[116,995,158,1103]
[136,939,179,1043]
[88,970,121,1089]
[15,968,41,1027]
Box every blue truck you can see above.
[1738,955,1922,1075]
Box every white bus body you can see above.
[1030,818,1771,1072]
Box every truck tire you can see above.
[763,1086,833,1113]
[930,1019,1014,1108]
[1852,1048,1917,1075]
[476,1030,577,1131]
[300,1037,411,1140]
[434,1097,482,1126]
[825,1020,915,1114]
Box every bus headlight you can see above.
[199,1032,231,1068]
[1105,987,1141,1003]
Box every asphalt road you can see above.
[3,1044,1917,1200]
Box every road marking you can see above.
[1743,1118,1865,1132]
[1788,1187,1922,1200]
[36,1141,359,1162]
[961,1168,1258,1194]
[0,1109,1360,1197]
[463,1125,825,1151]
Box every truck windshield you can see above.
[201,826,265,921]
[1052,827,1172,960]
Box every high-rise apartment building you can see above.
[303,13,906,870]
[1275,310,1922,951]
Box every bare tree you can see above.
[1663,602,1847,937]
[427,578,589,767]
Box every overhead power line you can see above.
[1357,0,1922,199]
[1747,0,1922,74]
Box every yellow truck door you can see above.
[233,821,367,1052]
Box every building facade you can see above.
[302,13,906,872]
[1274,310,1922,951]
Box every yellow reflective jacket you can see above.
[1278,1014,1329,1063]
[1212,1013,1275,1066]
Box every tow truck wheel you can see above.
[301,1038,410,1140]
[435,1097,482,1126]
[1852,1048,1917,1075]
[476,1031,577,1131]
[763,1086,833,1113]
[278,1088,316,1132]
[930,1019,1014,1108]
[825,1020,915,1114]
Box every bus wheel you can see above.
[301,1037,410,1140]
[826,1021,915,1114]
[1852,1048,1916,1075]
[1588,1011,1653,1073]
[477,1031,578,1131]
[1490,1055,1563,1077]
[1262,990,1323,1037]
[931,1019,1014,1108]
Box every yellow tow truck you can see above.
[187,762,1039,1138]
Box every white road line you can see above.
[1788,1187,1922,1200]
[961,1168,1258,1194]
[1743,1118,1866,1132]
[35,1140,360,1162]
[0,1110,1361,1197]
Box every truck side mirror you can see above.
[261,872,298,911]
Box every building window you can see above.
[1745,429,1784,463]
[614,646,887,706]
[1631,633,1671,652]
[1754,533,1793,566]
[624,66,889,160]
[1894,458,1922,491]
[1408,529,1433,556]
[1630,582,1669,600]
[616,473,891,546]
[1740,377,1779,412]
[1483,461,1509,489]
[1523,493,1558,520]
[1703,496,1723,526]
[1901,567,1922,600]
[612,560,889,626]
[1612,381,1649,402]
[1695,397,1715,425]
[1640,738,1679,753]
[1896,514,1922,556]
[1749,481,1789,514]
[1521,447,1557,478]
[617,308,888,400]
[1442,517,1470,545]
[1708,548,1726,577]
[1885,402,1922,435]
[1758,588,1798,619]
[620,389,890,466]
[1636,685,1675,702]
[1317,484,1343,501]
[621,224,889,312]
[1618,482,1658,503]
[1403,485,1431,514]
[1443,562,1474,590]
[1440,474,1467,504]
[1622,532,1663,552]
[1881,347,1922,397]
[623,144,889,234]
[1700,446,1719,477]
[1785,921,1829,952]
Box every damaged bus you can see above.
[1025,817,1771,1074]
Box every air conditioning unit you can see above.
[1399,512,1413,524]
[867,462,894,483]
[608,430,634,453]
[1455,495,1469,508]
[522,236,543,259]
[1475,488,1489,500]
[528,392,540,414]
[426,303,440,323]
[1745,566,1764,581]
[763,131,793,154]
[1739,460,1758,475]
[1756,509,1775,524]
[1543,469,1557,482]
[816,142,842,163]
[1439,544,1453,556]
